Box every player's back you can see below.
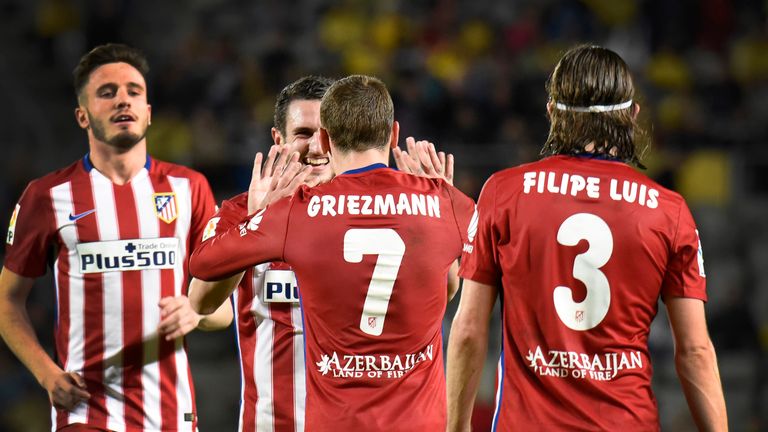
[284,166,473,431]
[472,155,704,430]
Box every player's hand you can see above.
[247,145,311,214]
[158,295,202,341]
[42,370,90,411]
[394,137,454,185]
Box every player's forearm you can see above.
[190,228,258,281]
[189,273,243,315]
[0,296,61,386]
[446,316,489,432]
[675,341,728,431]
[447,260,460,301]
[196,289,236,330]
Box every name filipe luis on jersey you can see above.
[523,170,660,209]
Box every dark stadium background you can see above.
[1,0,766,430]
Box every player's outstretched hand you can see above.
[158,295,201,341]
[393,137,454,185]
[43,369,90,411]
[247,145,311,214]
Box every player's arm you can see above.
[446,279,498,432]
[666,297,728,431]
[188,273,244,316]
[447,260,460,301]
[157,277,238,340]
[0,266,90,410]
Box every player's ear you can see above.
[147,104,152,126]
[271,127,283,146]
[546,101,554,117]
[389,120,400,149]
[632,103,640,119]
[75,107,89,129]
[319,127,331,154]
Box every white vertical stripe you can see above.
[168,176,194,430]
[292,304,306,432]
[254,316,275,432]
[233,288,248,432]
[51,182,87,426]
[174,338,194,431]
[90,171,124,431]
[133,174,163,430]
[168,175,192,299]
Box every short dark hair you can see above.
[73,43,150,100]
[273,76,335,137]
[542,44,647,167]
[320,75,394,153]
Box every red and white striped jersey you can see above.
[235,262,306,432]
[3,155,217,432]
[211,193,306,432]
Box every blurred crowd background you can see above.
[1,0,767,431]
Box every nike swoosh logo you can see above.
[68,209,96,221]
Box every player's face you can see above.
[76,62,151,151]
[277,99,333,185]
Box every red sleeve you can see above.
[198,193,248,244]
[3,181,56,277]
[661,200,707,301]
[190,195,293,281]
[187,172,218,252]
[459,175,501,285]
[447,183,476,247]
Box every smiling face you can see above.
[272,99,333,185]
[75,62,152,151]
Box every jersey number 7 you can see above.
[344,229,405,336]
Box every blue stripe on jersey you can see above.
[342,163,389,175]
[492,287,505,431]
[82,153,152,172]
[492,349,504,431]
[231,293,245,417]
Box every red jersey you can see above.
[459,155,707,431]
[206,193,306,432]
[191,165,476,431]
[4,155,216,431]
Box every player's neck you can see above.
[332,148,389,174]
[88,139,148,185]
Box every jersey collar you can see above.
[82,153,152,172]
[342,163,390,175]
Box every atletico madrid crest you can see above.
[153,193,178,223]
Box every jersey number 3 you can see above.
[344,228,405,336]
[554,213,613,331]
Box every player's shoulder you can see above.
[480,160,541,193]
[604,159,688,207]
[221,191,248,207]
[23,159,83,196]
[220,191,249,211]
[150,158,209,183]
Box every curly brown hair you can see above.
[542,44,647,168]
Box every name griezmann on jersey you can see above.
[307,193,441,218]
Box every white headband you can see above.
[554,100,633,113]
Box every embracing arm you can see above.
[666,297,728,431]
[156,277,238,340]
[188,273,244,316]
[0,266,90,409]
[446,279,498,432]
